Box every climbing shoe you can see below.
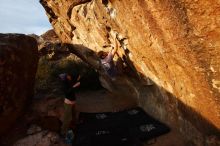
[64,129,74,145]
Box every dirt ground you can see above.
[0,89,186,146]
[77,90,186,146]
[76,90,137,112]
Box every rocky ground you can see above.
[0,89,186,146]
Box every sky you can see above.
[0,0,52,35]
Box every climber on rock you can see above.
[97,37,119,79]
[59,72,81,143]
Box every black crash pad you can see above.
[74,107,170,146]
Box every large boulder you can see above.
[40,0,220,145]
[35,29,70,60]
[0,34,39,135]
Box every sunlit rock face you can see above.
[0,34,39,135]
[41,0,220,145]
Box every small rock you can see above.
[27,125,42,135]
[13,131,65,146]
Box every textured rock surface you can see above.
[0,34,39,135]
[40,0,220,145]
[30,29,70,60]
[13,130,65,146]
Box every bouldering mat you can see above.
[74,107,170,146]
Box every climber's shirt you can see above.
[101,51,117,77]
[60,73,79,101]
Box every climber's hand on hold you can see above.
[112,37,119,56]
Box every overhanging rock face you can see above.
[40,0,220,145]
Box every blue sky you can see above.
[0,0,52,35]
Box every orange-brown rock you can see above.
[40,29,60,42]
[0,34,39,135]
[35,29,70,60]
[40,0,220,145]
